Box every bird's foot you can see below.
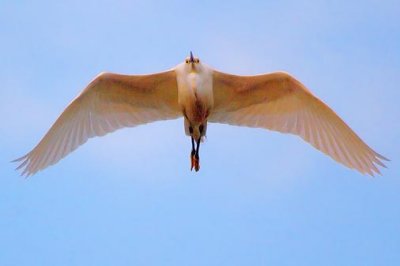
[194,156,200,172]
[190,153,200,172]
[190,151,195,171]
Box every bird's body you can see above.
[14,53,388,176]
[176,60,213,141]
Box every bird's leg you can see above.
[193,137,201,172]
[190,137,196,171]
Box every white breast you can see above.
[175,63,214,123]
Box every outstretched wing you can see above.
[15,70,181,176]
[210,70,388,176]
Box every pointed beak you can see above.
[189,51,195,64]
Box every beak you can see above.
[189,51,195,64]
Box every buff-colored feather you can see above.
[14,71,180,176]
[210,70,387,176]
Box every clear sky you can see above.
[1,0,399,265]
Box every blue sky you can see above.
[1,0,399,265]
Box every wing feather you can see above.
[210,70,387,175]
[15,70,180,176]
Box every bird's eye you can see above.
[185,59,189,64]
[196,59,200,63]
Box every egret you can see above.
[14,52,387,176]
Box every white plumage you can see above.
[14,53,387,176]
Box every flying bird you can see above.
[14,52,388,176]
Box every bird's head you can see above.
[185,51,200,70]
